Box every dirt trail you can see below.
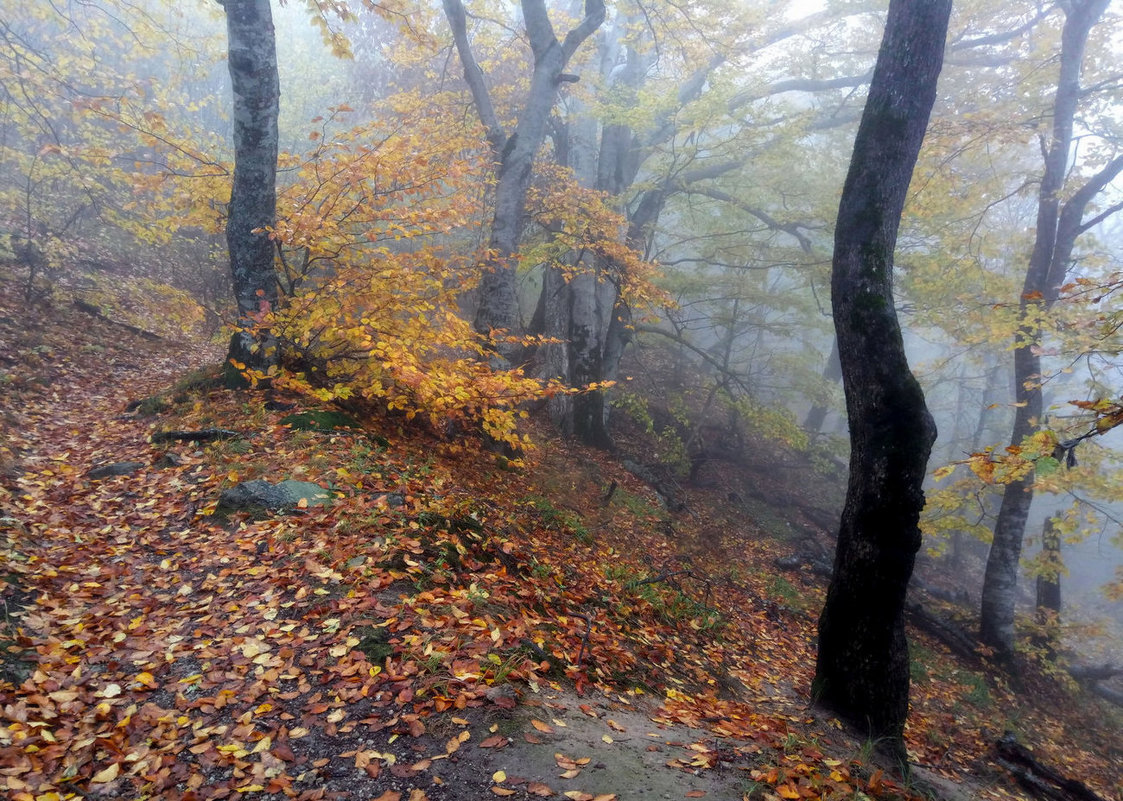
[443,687,757,800]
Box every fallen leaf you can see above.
[491,789,517,797]
[527,782,555,796]
[531,719,554,733]
[90,763,120,783]
[493,770,507,783]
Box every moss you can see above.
[280,409,362,432]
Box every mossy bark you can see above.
[813,0,949,768]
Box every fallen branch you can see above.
[1067,663,1123,682]
[1089,682,1123,708]
[994,733,1109,801]
[904,600,980,663]
[74,299,161,341]
[150,428,242,443]
[625,568,693,589]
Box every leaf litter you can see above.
[0,285,1120,801]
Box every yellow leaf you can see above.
[90,763,120,783]
[492,770,507,783]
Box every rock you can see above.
[87,461,145,479]
[217,479,332,515]
[373,492,407,508]
[156,452,187,469]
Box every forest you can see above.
[0,0,1121,799]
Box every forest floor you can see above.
[0,279,1120,801]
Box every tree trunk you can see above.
[813,0,948,768]
[443,0,605,359]
[803,338,841,435]
[1035,518,1062,616]
[980,0,1114,661]
[221,0,280,388]
[1034,516,1062,657]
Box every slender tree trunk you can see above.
[1035,517,1062,614]
[1034,516,1063,658]
[813,0,948,768]
[220,0,280,388]
[803,338,841,435]
[980,0,1114,660]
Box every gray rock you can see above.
[217,479,332,515]
[373,492,406,508]
[88,461,145,479]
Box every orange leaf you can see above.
[531,719,554,733]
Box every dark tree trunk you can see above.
[980,0,1118,661]
[813,0,948,767]
[221,0,280,388]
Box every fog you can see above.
[4,0,1122,665]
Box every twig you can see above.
[625,569,693,589]
[576,612,592,669]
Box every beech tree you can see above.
[220,0,282,386]
[979,0,1123,661]
[813,0,949,766]
[442,0,605,358]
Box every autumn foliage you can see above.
[252,104,657,451]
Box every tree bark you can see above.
[221,0,280,388]
[979,0,1115,661]
[813,0,948,767]
[803,338,841,435]
[443,0,605,359]
[1035,517,1062,616]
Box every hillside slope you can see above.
[0,279,1119,801]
